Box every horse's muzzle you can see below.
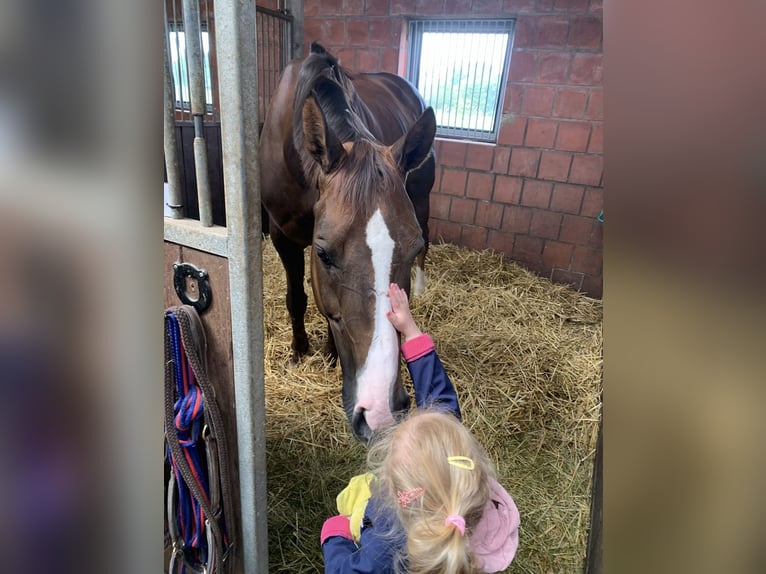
[351,409,373,444]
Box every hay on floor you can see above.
[263,240,602,573]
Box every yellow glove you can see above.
[336,473,373,542]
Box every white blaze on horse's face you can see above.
[353,208,399,431]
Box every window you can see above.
[407,19,515,142]
[167,26,214,110]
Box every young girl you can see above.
[320,283,520,573]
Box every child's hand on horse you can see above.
[386,283,422,342]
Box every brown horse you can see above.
[259,42,436,442]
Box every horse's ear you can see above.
[302,95,344,173]
[392,107,436,173]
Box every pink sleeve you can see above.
[320,515,352,545]
[401,333,435,362]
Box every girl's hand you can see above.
[386,283,422,342]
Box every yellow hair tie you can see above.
[447,456,475,470]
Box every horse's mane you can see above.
[293,43,403,214]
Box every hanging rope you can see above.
[165,306,234,574]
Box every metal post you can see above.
[288,0,303,58]
[164,16,184,219]
[182,0,213,227]
[214,0,267,573]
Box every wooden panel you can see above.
[164,242,244,574]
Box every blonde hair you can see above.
[367,409,494,574]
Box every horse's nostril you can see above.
[351,410,373,444]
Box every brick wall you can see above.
[303,0,603,297]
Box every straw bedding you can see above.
[262,239,603,573]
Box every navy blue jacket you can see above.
[322,334,460,573]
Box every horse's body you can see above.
[259,43,436,442]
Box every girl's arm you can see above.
[386,284,461,419]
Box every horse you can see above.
[259,42,437,442]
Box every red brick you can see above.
[465,144,494,170]
[304,20,322,45]
[487,230,515,254]
[538,151,572,181]
[513,235,544,264]
[570,54,603,85]
[508,148,540,177]
[550,183,584,213]
[551,268,585,290]
[525,118,558,148]
[572,245,602,276]
[467,172,494,200]
[356,49,380,72]
[449,197,477,224]
[440,141,467,166]
[502,84,524,114]
[522,86,555,116]
[415,0,444,15]
[475,201,503,228]
[580,187,603,217]
[581,273,602,298]
[493,175,523,204]
[369,20,392,46]
[434,220,461,244]
[365,0,389,15]
[343,0,365,15]
[589,0,603,12]
[497,116,527,145]
[445,0,472,14]
[556,121,591,152]
[433,165,442,191]
[553,88,589,119]
[473,0,502,13]
[501,205,533,233]
[530,210,562,239]
[521,180,553,208]
[381,49,398,73]
[305,3,321,16]
[324,20,347,46]
[585,89,603,120]
[513,17,536,49]
[588,122,603,153]
[537,0,554,9]
[430,193,451,220]
[440,168,468,196]
[320,0,343,15]
[391,0,417,15]
[502,0,536,12]
[534,17,569,49]
[568,16,602,49]
[553,0,588,11]
[537,53,571,84]
[543,240,574,268]
[559,214,592,244]
[569,155,602,185]
[493,146,511,173]
[348,20,369,46]
[509,51,537,83]
[334,48,356,69]
[589,219,603,248]
[461,226,489,251]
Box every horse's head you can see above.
[297,52,436,442]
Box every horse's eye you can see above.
[315,245,335,268]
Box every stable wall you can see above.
[303,0,603,297]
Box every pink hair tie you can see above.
[445,514,466,536]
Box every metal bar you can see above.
[213,1,267,574]
[183,0,213,226]
[182,0,206,116]
[164,12,184,218]
[163,218,228,257]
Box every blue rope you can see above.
[166,312,210,571]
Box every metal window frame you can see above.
[407,18,515,143]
